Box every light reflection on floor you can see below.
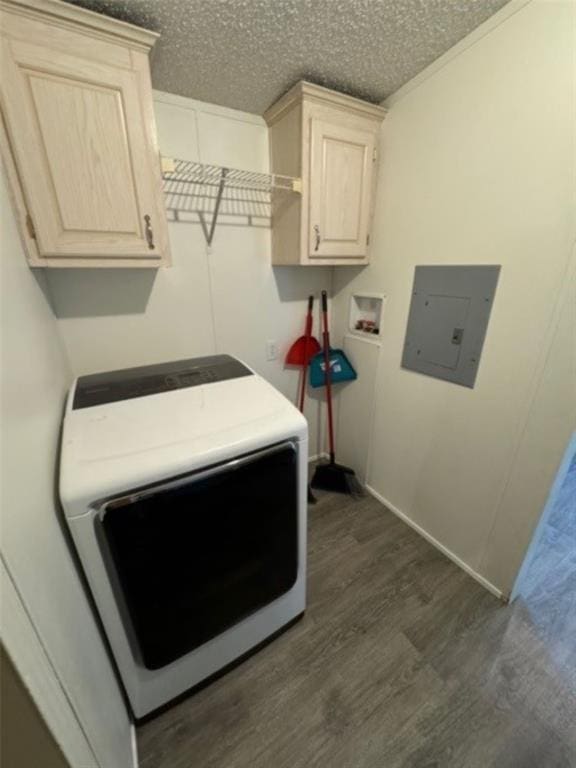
[514,453,576,692]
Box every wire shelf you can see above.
[162,158,301,194]
[161,157,301,245]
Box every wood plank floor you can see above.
[138,489,576,768]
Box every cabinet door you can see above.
[308,119,376,259]
[0,36,166,263]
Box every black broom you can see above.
[312,291,364,497]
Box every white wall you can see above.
[45,92,331,457]
[333,0,576,596]
[482,250,576,592]
[0,173,133,767]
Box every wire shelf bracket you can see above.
[161,157,302,246]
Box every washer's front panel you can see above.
[99,443,298,670]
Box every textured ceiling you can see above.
[67,0,509,114]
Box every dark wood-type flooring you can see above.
[138,487,576,768]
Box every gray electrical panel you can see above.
[402,265,500,388]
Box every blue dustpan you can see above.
[309,348,357,388]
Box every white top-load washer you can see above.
[60,355,307,718]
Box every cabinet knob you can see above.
[314,224,320,251]
[144,215,155,250]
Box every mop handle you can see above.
[321,291,336,460]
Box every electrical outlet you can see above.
[266,340,279,361]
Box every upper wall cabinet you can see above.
[0,0,170,268]
[265,82,385,266]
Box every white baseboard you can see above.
[130,723,139,768]
[308,452,328,463]
[365,484,505,601]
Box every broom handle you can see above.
[321,291,335,461]
[299,295,314,412]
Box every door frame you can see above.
[1,555,99,766]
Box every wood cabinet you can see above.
[0,0,170,268]
[265,82,385,266]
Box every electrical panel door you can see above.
[402,265,501,388]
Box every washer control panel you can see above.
[73,355,252,409]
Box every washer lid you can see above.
[60,356,306,514]
[73,355,252,409]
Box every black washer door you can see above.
[100,443,299,670]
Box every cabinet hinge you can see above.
[372,148,377,162]
[26,213,36,239]
[366,234,370,246]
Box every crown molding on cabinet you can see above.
[264,81,387,126]
[0,0,159,51]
